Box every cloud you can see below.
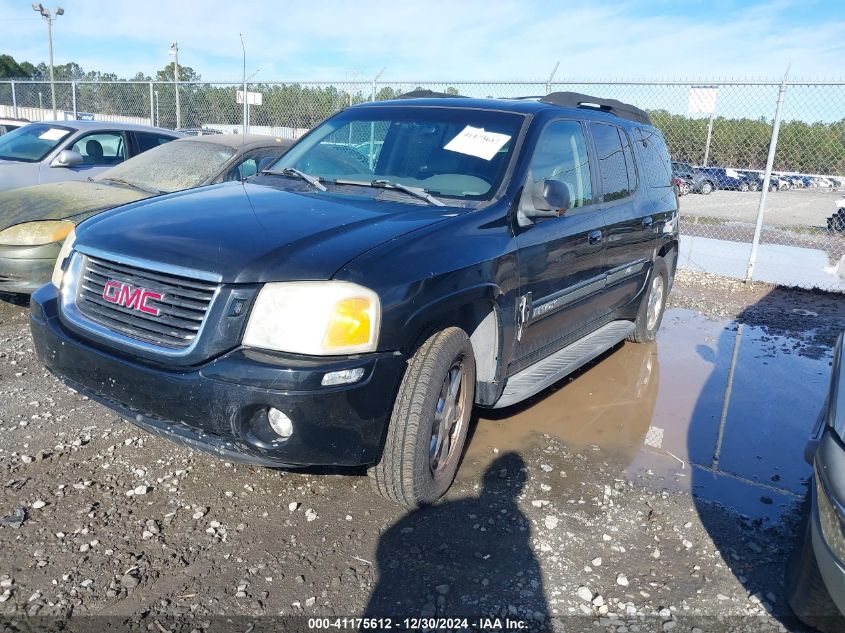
[1,0,843,81]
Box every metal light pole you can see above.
[32,4,64,120]
[169,42,181,129]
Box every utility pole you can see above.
[32,4,64,120]
[169,42,181,129]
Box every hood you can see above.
[76,180,464,283]
[0,161,40,193]
[0,180,149,231]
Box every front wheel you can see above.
[739,182,750,192]
[628,257,669,343]
[369,327,476,508]
[699,181,714,195]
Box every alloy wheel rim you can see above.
[430,359,466,475]
[646,275,665,331]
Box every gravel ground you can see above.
[0,273,843,632]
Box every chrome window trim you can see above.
[60,250,220,358]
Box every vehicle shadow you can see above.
[0,291,29,307]
[687,293,833,630]
[363,452,549,631]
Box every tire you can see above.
[699,181,714,195]
[770,183,778,192]
[786,489,845,633]
[680,182,690,196]
[750,182,760,192]
[628,257,669,343]
[739,182,750,192]
[368,327,476,508]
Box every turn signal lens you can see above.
[324,298,372,348]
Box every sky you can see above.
[1,0,844,82]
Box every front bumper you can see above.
[30,284,405,467]
[0,243,58,294]
[811,429,845,614]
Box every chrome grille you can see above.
[76,255,218,349]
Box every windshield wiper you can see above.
[262,167,327,192]
[98,177,163,195]
[335,179,445,206]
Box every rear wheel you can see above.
[628,257,668,343]
[739,182,750,192]
[369,327,476,508]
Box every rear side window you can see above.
[591,123,636,202]
[136,132,176,153]
[635,127,673,188]
[528,120,593,208]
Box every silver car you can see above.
[0,120,182,192]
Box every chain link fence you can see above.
[1,78,844,291]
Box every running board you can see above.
[493,320,635,409]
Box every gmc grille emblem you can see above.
[102,280,163,316]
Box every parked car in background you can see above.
[698,167,752,192]
[0,121,182,192]
[786,332,845,633]
[31,92,678,507]
[736,170,765,192]
[672,161,715,194]
[0,117,29,136]
[0,134,293,294]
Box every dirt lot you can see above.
[1,272,844,632]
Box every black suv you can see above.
[31,92,679,507]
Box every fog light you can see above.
[267,408,293,438]
[321,367,365,386]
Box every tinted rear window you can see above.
[635,128,673,188]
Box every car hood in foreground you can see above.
[76,180,464,283]
[0,181,149,231]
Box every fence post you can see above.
[745,68,789,283]
[72,81,78,120]
[149,81,154,126]
[10,81,16,118]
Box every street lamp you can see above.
[169,41,180,129]
[32,3,64,120]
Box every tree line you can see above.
[2,54,843,175]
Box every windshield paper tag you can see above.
[38,128,70,141]
[444,126,511,161]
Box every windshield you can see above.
[0,123,73,162]
[270,106,525,200]
[96,140,236,193]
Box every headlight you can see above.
[242,281,381,355]
[51,228,76,289]
[0,220,75,246]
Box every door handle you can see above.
[588,230,603,245]
[642,216,654,229]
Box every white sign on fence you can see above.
[688,86,719,114]
[236,90,263,106]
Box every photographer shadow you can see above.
[364,452,549,630]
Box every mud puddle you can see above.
[459,308,833,522]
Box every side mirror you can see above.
[51,149,84,168]
[524,179,571,219]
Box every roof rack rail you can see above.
[539,92,651,125]
[396,89,465,99]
